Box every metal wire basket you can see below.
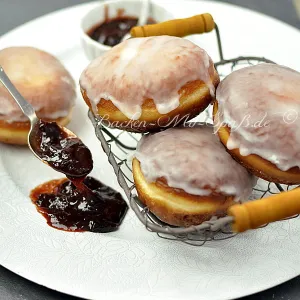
[87,17,300,246]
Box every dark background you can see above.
[0,0,299,299]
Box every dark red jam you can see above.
[30,177,128,233]
[30,120,128,233]
[88,16,156,47]
[31,120,93,178]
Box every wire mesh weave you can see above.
[88,56,299,246]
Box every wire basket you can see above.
[87,20,300,246]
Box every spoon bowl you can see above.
[0,66,93,178]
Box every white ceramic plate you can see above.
[0,1,300,300]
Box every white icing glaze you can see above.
[216,63,300,171]
[0,47,76,123]
[135,124,256,200]
[80,36,216,120]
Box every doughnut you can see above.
[80,36,219,132]
[133,124,256,227]
[0,47,76,145]
[214,63,300,184]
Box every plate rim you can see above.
[0,1,300,300]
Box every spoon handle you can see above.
[0,66,37,123]
[137,0,150,27]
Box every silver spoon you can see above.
[121,0,150,42]
[0,66,92,177]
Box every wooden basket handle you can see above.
[130,13,215,38]
[228,188,300,233]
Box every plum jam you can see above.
[31,120,93,178]
[88,16,156,47]
[30,120,128,233]
[30,177,128,233]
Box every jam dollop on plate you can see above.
[30,177,128,233]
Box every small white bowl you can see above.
[80,0,174,61]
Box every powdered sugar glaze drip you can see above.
[135,124,256,201]
[216,63,300,171]
[80,36,216,120]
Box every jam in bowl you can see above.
[80,0,174,60]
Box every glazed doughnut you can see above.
[0,47,76,145]
[80,36,219,132]
[133,124,256,227]
[214,63,300,184]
